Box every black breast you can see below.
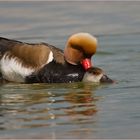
[26,61,85,83]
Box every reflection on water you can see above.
[0,83,103,138]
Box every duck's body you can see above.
[0,33,96,83]
[0,37,66,83]
[0,33,113,84]
[26,60,85,83]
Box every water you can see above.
[0,1,140,139]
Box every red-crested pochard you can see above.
[0,33,113,83]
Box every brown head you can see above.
[64,33,98,70]
[82,67,115,83]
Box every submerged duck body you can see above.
[26,66,114,84]
[0,33,99,83]
[26,61,85,83]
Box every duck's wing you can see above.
[0,37,57,69]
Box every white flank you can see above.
[67,73,79,77]
[47,51,53,64]
[0,54,35,83]
[82,72,103,83]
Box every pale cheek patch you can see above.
[91,74,103,82]
[0,54,35,82]
[83,73,103,83]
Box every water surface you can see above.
[0,1,140,139]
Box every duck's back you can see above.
[0,37,65,82]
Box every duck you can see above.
[26,66,114,83]
[0,32,112,84]
[82,67,114,83]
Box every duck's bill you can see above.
[81,58,92,70]
[100,74,115,83]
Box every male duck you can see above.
[0,32,113,83]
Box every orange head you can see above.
[64,33,98,69]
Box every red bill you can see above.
[81,58,92,70]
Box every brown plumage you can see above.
[0,37,64,69]
[0,33,98,83]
